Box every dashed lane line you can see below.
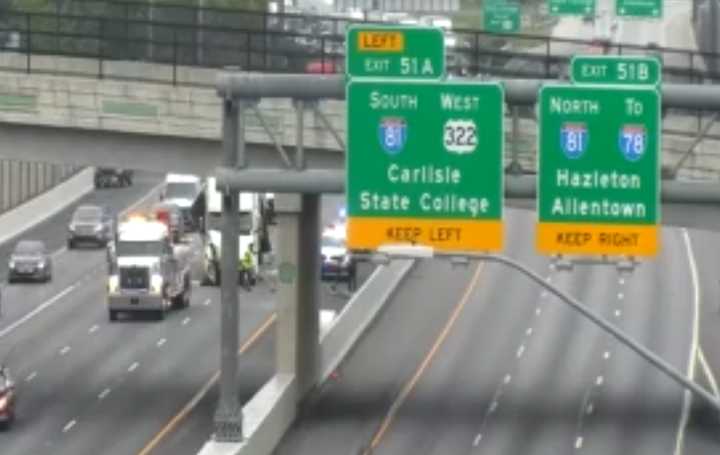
[365,263,485,453]
[0,285,75,339]
[62,419,77,433]
[136,314,277,455]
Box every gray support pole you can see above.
[275,193,320,397]
[215,74,720,111]
[294,100,305,170]
[712,0,719,74]
[508,106,522,174]
[214,98,243,442]
[217,168,720,203]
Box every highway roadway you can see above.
[0,174,360,455]
[274,208,715,455]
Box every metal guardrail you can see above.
[0,3,717,85]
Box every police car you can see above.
[320,222,351,282]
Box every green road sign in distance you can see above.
[549,0,595,15]
[616,0,662,18]
[346,80,505,252]
[484,1,521,33]
[571,55,661,86]
[537,85,660,257]
[346,25,445,80]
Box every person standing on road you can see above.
[239,245,255,291]
[347,256,357,293]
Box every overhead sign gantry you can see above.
[537,53,662,257]
[346,25,505,252]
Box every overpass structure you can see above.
[0,3,719,455]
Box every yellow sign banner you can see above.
[536,222,658,256]
[348,217,503,252]
[357,31,405,52]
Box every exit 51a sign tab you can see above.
[346,25,445,80]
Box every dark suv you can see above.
[68,205,114,248]
[94,168,133,188]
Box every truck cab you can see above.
[106,216,191,321]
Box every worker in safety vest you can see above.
[239,244,255,291]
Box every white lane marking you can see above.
[595,376,604,386]
[586,402,594,415]
[25,371,37,382]
[191,280,200,287]
[473,434,483,447]
[203,299,211,306]
[698,347,720,399]
[526,327,533,337]
[62,419,77,433]
[540,290,549,298]
[89,325,99,334]
[535,307,542,316]
[59,346,71,356]
[182,317,191,325]
[546,276,552,283]
[489,400,498,413]
[617,292,624,300]
[98,388,111,400]
[575,436,584,449]
[50,246,68,259]
[157,338,167,347]
[503,374,512,385]
[675,229,701,455]
[619,277,625,285]
[614,309,622,318]
[0,285,75,339]
[121,181,165,216]
[603,351,611,360]
[128,362,139,372]
[516,345,525,359]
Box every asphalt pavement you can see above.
[0,176,360,455]
[273,209,706,455]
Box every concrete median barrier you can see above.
[198,258,415,455]
[0,167,93,246]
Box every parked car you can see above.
[7,240,52,283]
[94,168,133,188]
[67,205,115,249]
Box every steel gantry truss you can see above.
[212,70,720,442]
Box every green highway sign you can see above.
[571,55,661,86]
[537,85,660,256]
[484,1,521,33]
[346,80,505,252]
[548,0,595,15]
[616,0,662,18]
[346,25,445,80]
